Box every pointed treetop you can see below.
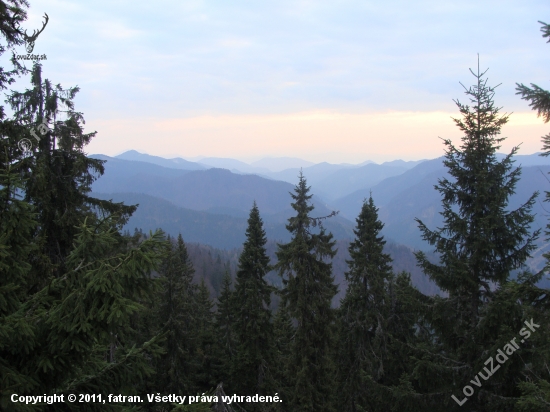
[452,59,509,152]
[240,201,269,268]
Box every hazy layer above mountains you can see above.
[91,150,550,274]
[250,157,315,172]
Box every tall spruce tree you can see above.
[275,172,338,411]
[154,234,198,395]
[232,202,275,401]
[337,195,393,411]
[0,5,168,408]
[515,20,550,410]
[412,63,540,410]
[7,62,135,280]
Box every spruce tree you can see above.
[275,172,338,411]
[337,195,393,411]
[515,20,550,409]
[2,214,167,411]
[231,202,275,401]
[155,234,198,394]
[194,278,217,392]
[0,3,169,409]
[215,270,237,389]
[0,160,168,409]
[7,62,135,280]
[413,63,540,410]
[272,304,294,407]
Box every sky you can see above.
[4,0,550,163]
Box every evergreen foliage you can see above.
[231,202,276,401]
[214,270,237,389]
[493,272,550,411]
[0,8,167,409]
[412,63,541,410]
[154,234,198,395]
[1,212,167,410]
[0,0,28,110]
[516,21,550,151]
[3,3,550,410]
[275,172,338,411]
[0,158,38,406]
[272,304,294,406]
[514,19,550,409]
[336,196,425,411]
[7,62,136,280]
[193,278,217,391]
[337,195,393,411]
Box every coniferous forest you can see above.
[1,2,550,411]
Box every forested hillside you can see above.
[1,2,549,412]
[149,236,441,301]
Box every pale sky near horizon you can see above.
[4,0,550,163]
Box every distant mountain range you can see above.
[114,151,317,174]
[115,150,206,170]
[91,150,550,275]
[92,155,339,217]
[197,157,273,174]
[332,156,550,274]
[108,150,425,200]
